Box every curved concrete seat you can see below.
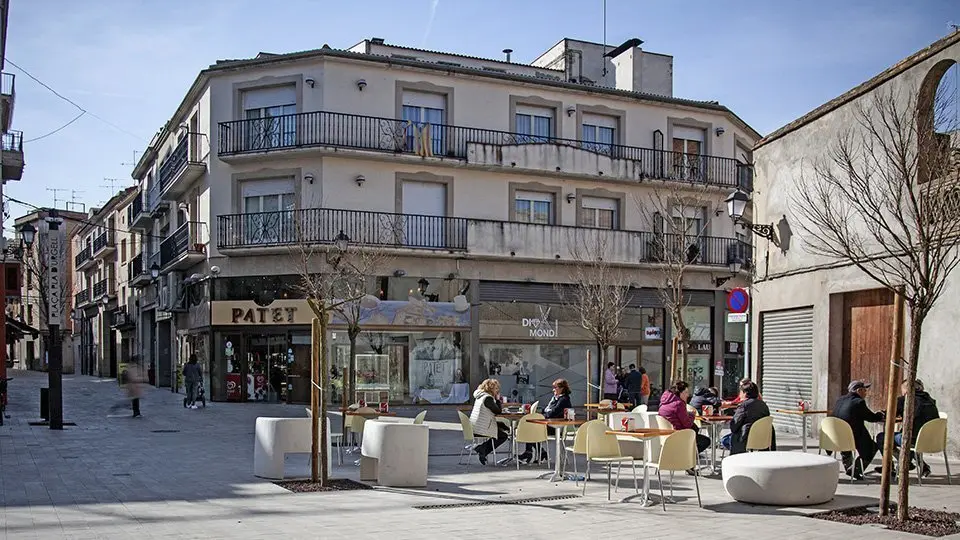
[254,417,333,480]
[360,420,430,487]
[722,451,837,506]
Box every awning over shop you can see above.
[6,317,40,341]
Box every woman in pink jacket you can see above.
[602,362,619,400]
[659,380,711,458]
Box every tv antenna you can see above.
[46,188,67,209]
[950,22,960,32]
[66,190,86,213]
[101,177,125,193]
[601,0,608,77]
[121,149,142,168]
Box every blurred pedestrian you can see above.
[183,353,203,409]
[124,359,146,418]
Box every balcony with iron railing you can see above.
[93,277,115,299]
[92,230,115,258]
[2,129,24,181]
[217,208,751,269]
[128,253,149,288]
[159,221,205,272]
[110,306,135,329]
[127,190,151,229]
[157,135,205,200]
[1,72,15,133]
[74,245,94,271]
[217,110,751,190]
[75,288,90,308]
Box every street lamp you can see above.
[725,189,780,248]
[149,262,161,280]
[714,260,744,287]
[326,230,350,265]
[18,223,36,249]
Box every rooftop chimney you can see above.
[371,37,385,45]
[502,48,513,63]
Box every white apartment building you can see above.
[127,36,759,406]
[71,187,140,379]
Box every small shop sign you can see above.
[521,306,559,339]
[643,327,662,340]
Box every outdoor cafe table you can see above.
[529,418,586,481]
[774,409,830,452]
[606,428,675,505]
[496,412,528,466]
[344,410,398,418]
[696,414,734,475]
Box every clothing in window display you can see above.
[410,333,467,403]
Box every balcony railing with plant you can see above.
[218,110,747,188]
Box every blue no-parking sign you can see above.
[727,288,750,314]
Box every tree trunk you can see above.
[879,290,905,516]
[895,309,923,522]
[319,313,330,486]
[347,326,359,406]
[310,318,321,484]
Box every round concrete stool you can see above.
[722,451,838,506]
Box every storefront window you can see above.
[669,306,712,392]
[329,329,470,405]
[480,343,593,406]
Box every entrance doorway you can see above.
[245,334,289,402]
[841,288,895,410]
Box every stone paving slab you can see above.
[1,370,958,539]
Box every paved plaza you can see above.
[0,370,958,539]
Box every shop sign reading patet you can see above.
[521,306,559,339]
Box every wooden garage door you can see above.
[842,288,895,410]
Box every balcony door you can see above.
[401,181,446,248]
[242,86,296,151]
[401,91,446,156]
[672,127,705,181]
[242,178,296,245]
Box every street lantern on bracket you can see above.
[725,189,780,248]
[149,262,161,280]
[714,259,744,287]
[18,223,36,249]
[326,230,351,265]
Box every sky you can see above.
[2,0,958,227]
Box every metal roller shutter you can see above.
[760,307,814,437]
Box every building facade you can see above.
[127,36,759,405]
[12,209,86,372]
[0,0,26,381]
[751,31,960,453]
[71,188,140,379]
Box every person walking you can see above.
[124,360,145,418]
[183,354,203,409]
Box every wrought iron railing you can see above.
[111,307,131,328]
[93,277,113,299]
[128,253,144,283]
[159,222,202,268]
[2,130,22,152]
[74,245,91,267]
[1,72,14,97]
[75,288,90,306]
[217,110,745,188]
[218,208,469,251]
[216,208,751,267]
[92,231,112,253]
[157,136,188,193]
[127,191,144,224]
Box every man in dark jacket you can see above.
[623,365,644,407]
[831,380,885,479]
[690,387,722,414]
[721,381,772,454]
[875,379,940,477]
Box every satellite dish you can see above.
[453,295,470,313]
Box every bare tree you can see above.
[635,181,715,383]
[557,231,631,403]
[791,85,959,521]
[290,217,390,485]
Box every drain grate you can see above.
[414,494,580,510]
[150,429,180,433]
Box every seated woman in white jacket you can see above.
[470,378,510,465]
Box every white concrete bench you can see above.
[253,417,333,480]
[360,420,429,487]
[722,451,838,506]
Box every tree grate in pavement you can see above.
[413,494,580,510]
[150,429,181,433]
